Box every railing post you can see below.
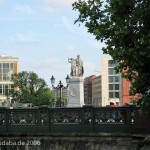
[39,106,50,133]
[82,105,94,132]
[0,107,7,133]
[125,107,135,133]
[37,108,40,132]
[5,108,8,133]
[92,107,95,132]
[4,108,10,133]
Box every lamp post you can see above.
[50,75,70,107]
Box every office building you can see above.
[84,75,96,105]
[92,75,102,106]
[101,58,121,106]
[0,55,19,106]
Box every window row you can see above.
[0,63,13,69]
[109,76,119,82]
[0,63,14,81]
[108,60,119,67]
[109,92,119,98]
[0,84,14,96]
[108,68,118,75]
[109,84,119,90]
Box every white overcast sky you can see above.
[0,0,109,86]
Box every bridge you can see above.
[0,106,149,134]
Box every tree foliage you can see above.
[9,71,54,106]
[55,97,68,107]
[72,0,150,108]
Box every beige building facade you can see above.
[92,75,102,106]
[101,57,122,106]
[0,55,19,106]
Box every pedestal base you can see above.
[67,77,84,107]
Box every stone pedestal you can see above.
[67,77,84,107]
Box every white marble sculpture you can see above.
[68,55,84,77]
[67,55,84,107]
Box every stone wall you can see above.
[0,133,150,150]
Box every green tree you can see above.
[72,0,150,108]
[9,71,54,106]
[55,97,68,107]
[61,97,68,106]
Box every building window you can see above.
[108,68,118,75]
[4,84,8,95]
[0,63,14,81]
[108,60,118,67]
[109,92,119,98]
[0,84,13,96]
[109,76,119,82]
[109,84,119,90]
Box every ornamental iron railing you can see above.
[0,106,146,133]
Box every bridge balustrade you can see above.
[0,106,146,133]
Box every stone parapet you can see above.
[0,133,149,150]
